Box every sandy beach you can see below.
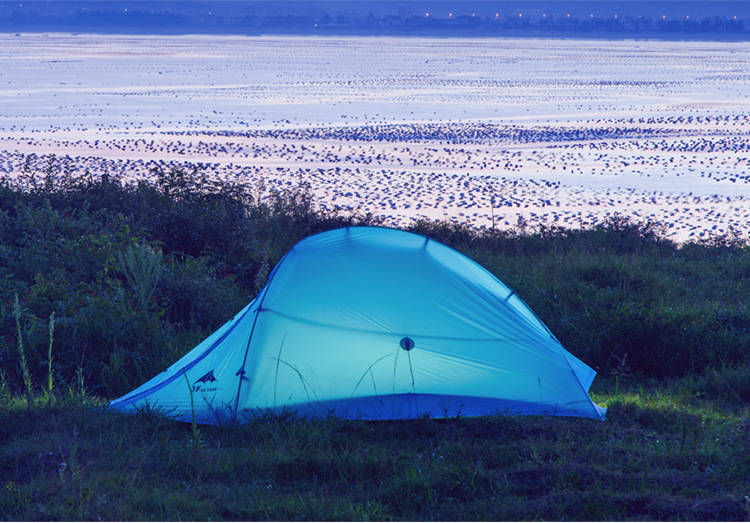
[1,34,749,242]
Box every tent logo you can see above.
[191,370,218,393]
[196,370,217,384]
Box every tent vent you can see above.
[399,337,415,351]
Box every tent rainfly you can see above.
[110,227,606,423]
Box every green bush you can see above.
[0,157,748,399]
[0,160,372,397]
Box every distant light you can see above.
[590,14,594,18]
[425,12,429,17]
[614,14,618,19]
[686,15,689,20]
[472,13,475,17]
[495,13,499,18]
[662,15,666,19]
[449,12,452,17]
[567,14,571,18]
[543,14,546,18]
[518,13,522,18]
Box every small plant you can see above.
[12,293,33,406]
[253,253,270,295]
[68,367,87,403]
[0,369,10,405]
[184,370,203,450]
[45,311,55,404]
[117,242,163,314]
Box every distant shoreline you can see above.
[2,0,750,42]
[5,30,750,43]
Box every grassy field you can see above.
[0,158,749,520]
[1,379,748,521]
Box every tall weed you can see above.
[117,242,162,314]
[45,311,55,402]
[12,293,33,404]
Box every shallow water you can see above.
[2,34,749,241]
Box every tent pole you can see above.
[231,252,293,422]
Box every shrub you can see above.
[0,160,372,397]
[0,158,748,397]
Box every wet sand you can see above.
[2,34,749,242]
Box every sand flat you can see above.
[1,34,750,241]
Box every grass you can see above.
[0,158,749,520]
[0,377,748,521]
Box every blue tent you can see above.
[110,227,606,423]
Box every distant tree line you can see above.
[0,3,747,38]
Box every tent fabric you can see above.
[110,226,606,424]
